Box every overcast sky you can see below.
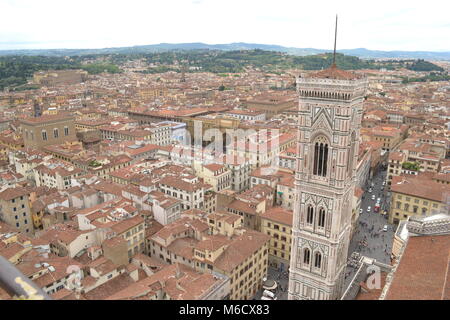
[0,0,449,51]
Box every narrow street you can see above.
[344,168,395,289]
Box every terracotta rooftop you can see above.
[105,263,223,300]
[260,206,293,226]
[390,175,448,203]
[307,64,364,80]
[0,186,30,201]
[386,234,450,300]
[19,113,74,125]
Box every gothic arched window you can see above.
[306,205,314,225]
[313,136,329,177]
[318,208,326,228]
[314,252,322,268]
[303,248,311,265]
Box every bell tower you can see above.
[288,17,368,300]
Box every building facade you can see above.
[20,114,77,150]
[260,206,293,271]
[0,187,34,235]
[388,175,449,225]
[288,65,367,300]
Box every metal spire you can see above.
[332,14,338,67]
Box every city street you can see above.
[344,168,395,289]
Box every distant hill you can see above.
[1,42,449,60]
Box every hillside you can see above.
[1,42,449,60]
[0,50,447,90]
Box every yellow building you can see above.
[389,175,448,224]
[137,87,168,99]
[260,206,293,271]
[0,133,24,160]
[0,187,34,235]
[193,163,232,192]
[111,215,146,259]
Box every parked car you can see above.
[371,195,376,200]
[367,206,371,212]
[359,208,363,214]
[382,225,388,232]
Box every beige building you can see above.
[0,187,34,235]
[260,206,293,271]
[111,216,146,259]
[388,174,448,224]
[194,163,232,192]
[20,114,77,150]
[33,69,88,86]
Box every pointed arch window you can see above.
[318,208,326,228]
[314,252,322,268]
[306,205,314,225]
[313,137,329,177]
[303,248,311,265]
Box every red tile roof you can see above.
[308,64,364,80]
[386,234,450,300]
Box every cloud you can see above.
[0,0,448,51]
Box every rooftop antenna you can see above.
[332,14,338,67]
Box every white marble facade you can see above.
[288,67,368,300]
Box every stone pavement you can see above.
[254,266,289,300]
[344,168,395,289]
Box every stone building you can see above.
[243,93,296,119]
[33,70,88,86]
[20,114,77,150]
[288,63,368,300]
[0,187,34,235]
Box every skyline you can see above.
[0,0,449,51]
